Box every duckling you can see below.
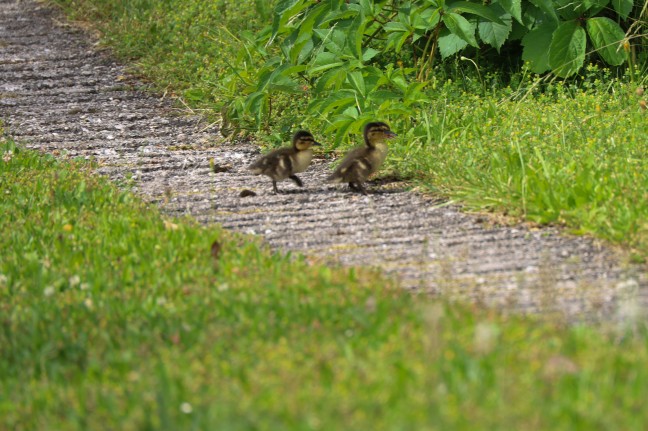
[326,121,397,195]
[248,130,321,194]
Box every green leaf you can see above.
[527,0,558,22]
[362,48,380,62]
[288,35,314,64]
[313,28,348,55]
[270,0,310,43]
[314,67,348,93]
[447,1,505,24]
[309,52,345,75]
[308,90,357,116]
[347,71,366,98]
[244,91,267,127]
[521,21,556,73]
[442,12,478,48]
[347,11,366,59]
[324,114,358,146]
[385,28,413,53]
[368,90,402,105]
[478,5,512,52]
[438,28,469,58]
[586,17,628,66]
[548,20,586,78]
[611,0,633,18]
[580,0,609,14]
[498,0,523,24]
[257,64,306,92]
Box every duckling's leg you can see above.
[348,182,368,195]
[289,175,303,187]
[272,180,280,194]
[356,182,368,195]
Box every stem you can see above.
[417,21,442,82]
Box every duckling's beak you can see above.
[313,141,322,146]
[385,131,397,139]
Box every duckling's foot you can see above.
[289,175,303,187]
[272,181,280,194]
[348,182,368,195]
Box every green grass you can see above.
[3,139,648,429]
[49,0,648,257]
[388,77,648,250]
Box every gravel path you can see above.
[2,0,646,322]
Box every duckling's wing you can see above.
[326,148,372,183]
[248,148,293,179]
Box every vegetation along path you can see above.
[1,0,646,321]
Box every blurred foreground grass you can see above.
[2,139,648,429]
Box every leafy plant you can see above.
[223,0,641,140]
[521,0,632,77]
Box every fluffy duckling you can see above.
[326,121,397,194]
[248,130,321,193]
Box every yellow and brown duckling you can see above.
[248,130,321,194]
[326,121,397,195]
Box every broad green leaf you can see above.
[521,21,556,73]
[314,67,348,92]
[347,11,366,59]
[447,1,505,24]
[438,28,470,58]
[309,51,345,75]
[362,48,380,62]
[347,71,366,98]
[509,20,528,41]
[270,0,310,43]
[611,0,633,19]
[384,21,410,33]
[309,90,357,116]
[442,12,478,48]
[257,64,306,92]
[313,28,347,55]
[319,9,358,27]
[498,0,523,24]
[324,114,360,146]
[414,7,441,30]
[245,91,267,126]
[288,34,314,64]
[527,0,558,22]
[586,17,628,66]
[548,20,586,77]
[553,0,580,19]
[311,51,340,67]
[299,1,330,31]
[358,0,374,16]
[385,25,413,53]
[580,0,609,14]
[368,90,403,105]
[478,5,512,52]
[387,69,409,92]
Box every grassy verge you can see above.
[2,138,648,429]
[50,0,648,258]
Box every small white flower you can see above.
[84,298,94,309]
[2,151,13,163]
[180,402,193,414]
[44,286,55,297]
[0,274,7,286]
[69,275,81,287]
